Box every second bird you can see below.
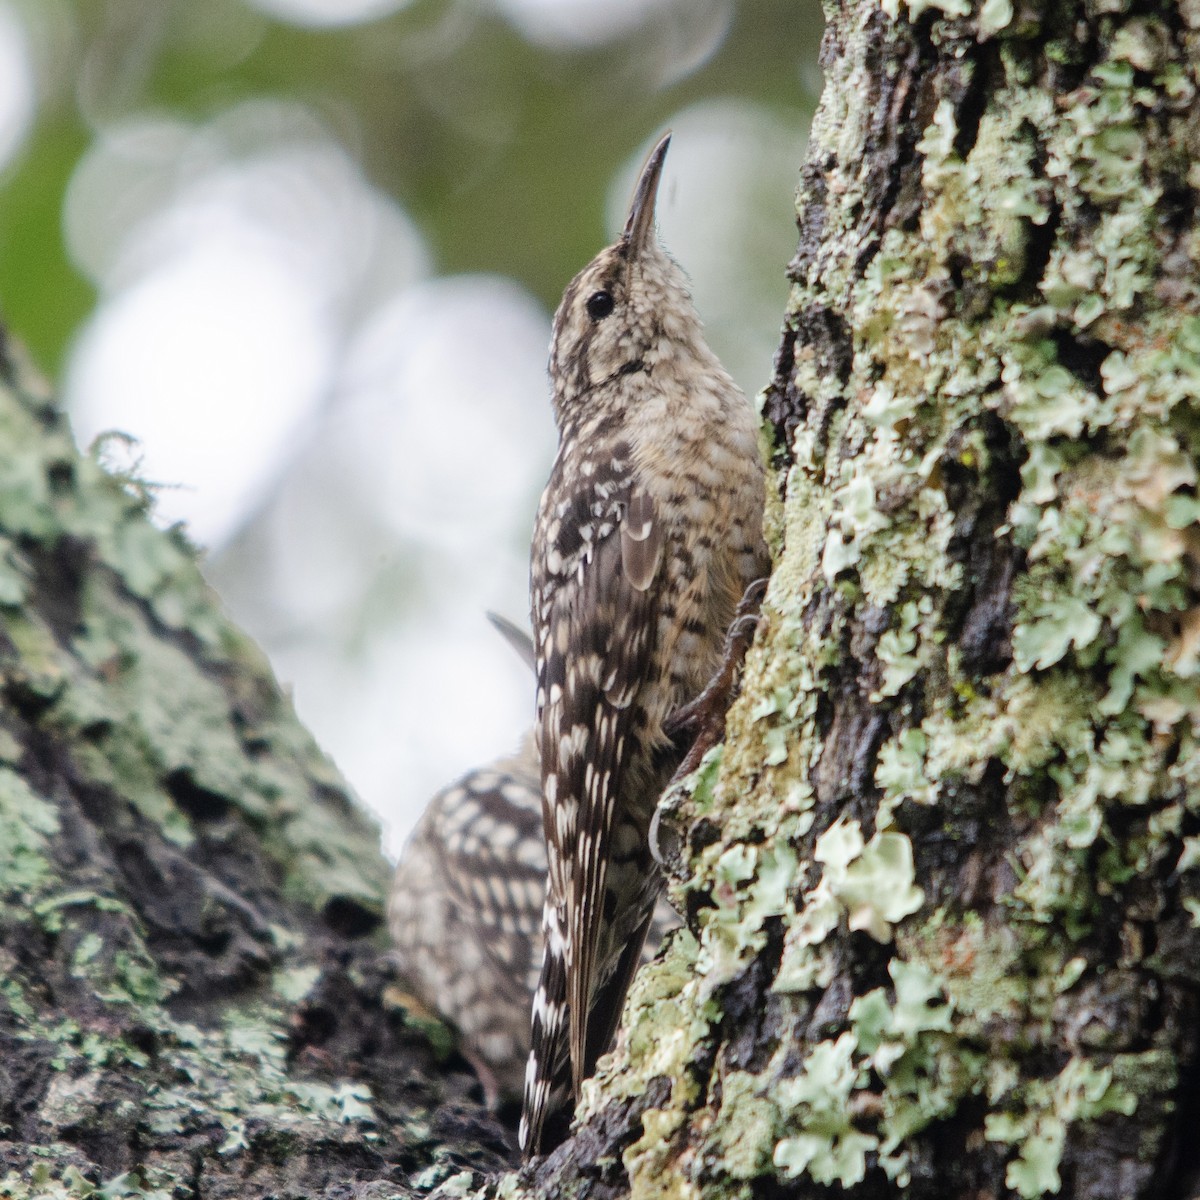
[521,134,769,1155]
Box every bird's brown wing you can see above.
[522,474,662,1153]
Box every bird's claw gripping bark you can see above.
[664,576,769,778]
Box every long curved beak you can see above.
[622,132,670,260]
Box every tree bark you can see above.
[502,1,1200,1197]
[5,0,1200,1197]
[0,333,513,1197]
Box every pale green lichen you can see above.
[0,335,427,1196]
[984,1059,1135,1198]
[774,1033,876,1186]
[895,911,1027,1027]
[881,0,972,22]
[691,838,801,994]
[871,598,930,700]
[1179,835,1200,873]
[0,1163,175,1200]
[771,958,969,1188]
[604,937,710,1197]
[0,380,388,915]
[978,0,1012,35]
[875,729,938,829]
[849,959,968,1181]
[0,767,61,903]
[464,5,1200,1195]
[709,1071,778,1180]
[801,818,924,944]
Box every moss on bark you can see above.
[495,2,1200,1197]
[0,337,514,1197]
[7,1,1200,1195]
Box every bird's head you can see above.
[548,134,707,421]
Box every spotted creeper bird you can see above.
[388,615,676,1112]
[388,724,545,1110]
[521,134,768,1156]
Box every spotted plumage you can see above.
[521,135,769,1156]
[388,618,676,1113]
[388,730,547,1107]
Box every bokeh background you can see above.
[0,0,823,855]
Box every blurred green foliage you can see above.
[0,0,821,376]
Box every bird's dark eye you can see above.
[586,290,614,320]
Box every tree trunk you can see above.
[5,0,1200,1197]
[0,333,512,1197]
[506,1,1200,1197]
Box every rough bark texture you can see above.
[485,0,1200,1197]
[0,336,514,1198]
[6,0,1200,1197]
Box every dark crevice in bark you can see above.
[777,163,847,470]
[810,612,896,825]
[766,304,856,472]
[1157,177,1197,237]
[950,41,1002,161]
[808,586,898,832]
[1162,1000,1200,1199]
[861,12,940,246]
[1000,106,1060,305]
[940,411,1026,677]
[790,155,830,286]
[21,540,88,657]
[1035,8,1100,95]
[164,766,231,822]
[3,669,61,721]
[521,1076,672,1200]
[1050,328,1112,394]
[322,893,382,937]
[114,833,277,1001]
[1014,197,1061,303]
[683,1013,722,1115]
[811,306,854,390]
[718,921,786,1074]
[799,966,854,1049]
[911,1094,1003,1199]
[762,318,803,466]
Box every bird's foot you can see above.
[664,577,768,777]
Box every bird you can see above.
[388,722,545,1110]
[521,133,769,1156]
[387,615,676,1112]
